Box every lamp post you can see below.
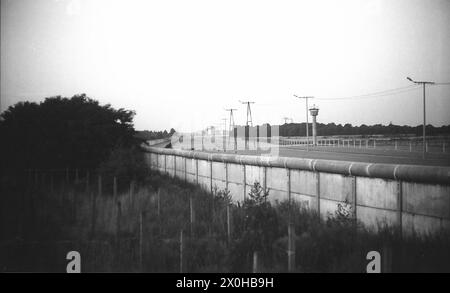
[294,95,314,151]
[406,77,434,159]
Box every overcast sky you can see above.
[1,0,449,132]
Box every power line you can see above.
[316,85,420,100]
[243,85,427,107]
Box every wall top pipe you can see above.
[142,145,450,185]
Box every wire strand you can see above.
[316,85,421,100]
[246,83,448,106]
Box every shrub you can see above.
[230,181,279,271]
[97,144,148,187]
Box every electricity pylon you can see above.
[239,101,255,127]
[222,118,227,132]
[225,108,237,134]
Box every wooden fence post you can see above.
[288,223,296,272]
[129,180,134,206]
[98,175,102,197]
[157,188,161,236]
[253,251,258,273]
[190,194,194,237]
[139,211,144,272]
[85,170,90,193]
[157,188,161,218]
[90,191,96,239]
[116,201,122,240]
[180,230,184,273]
[227,204,231,244]
[113,176,117,201]
[210,191,215,236]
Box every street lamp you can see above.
[406,77,435,159]
[294,95,314,151]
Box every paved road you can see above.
[202,145,450,167]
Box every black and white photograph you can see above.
[1,0,450,277]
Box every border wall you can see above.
[142,145,450,236]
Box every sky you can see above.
[1,0,449,132]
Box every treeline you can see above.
[276,122,450,137]
[134,129,175,141]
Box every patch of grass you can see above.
[1,170,450,272]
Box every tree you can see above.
[275,122,450,137]
[0,94,136,173]
[231,182,278,269]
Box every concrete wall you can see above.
[143,146,450,236]
[146,138,171,146]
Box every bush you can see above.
[230,182,280,271]
[0,94,136,172]
[97,145,148,187]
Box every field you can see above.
[1,168,450,272]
